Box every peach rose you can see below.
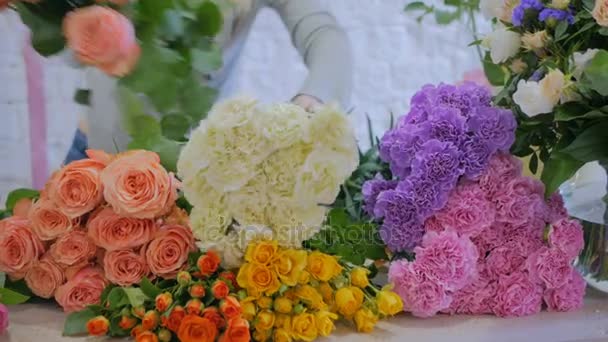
[13,198,33,218]
[87,207,157,251]
[145,225,196,279]
[29,199,75,241]
[63,6,140,76]
[55,267,108,312]
[593,0,608,26]
[49,230,97,267]
[103,249,150,286]
[25,256,65,298]
[46,158,105,218]
[101,151,179,219]
[0,217,45,279]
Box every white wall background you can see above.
[0,0,487,201]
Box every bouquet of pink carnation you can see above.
[364,83,585,318]
[0,150,195,312]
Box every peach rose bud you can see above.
[101,151,179,219]
[63,6,141,76]
[25,256,65,298]
[55,267,108,312]
[46,158,105,219]
[29,199,75,241]
[0,217,45,279]
[103,249,150,286]
[87,207,158,251]
[49,230,97,268]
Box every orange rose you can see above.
[119,315,138,330]
[55,267,108,312]
[130,325,145,339]
[63,6,140,76]
[219,271,238,290]
[101,150,178,219]
[87,207,157,252]
[164,205,190,227]
[142,310,160,330]
[197,251,221,276]
[103,249,149,286]
[29,199,74,241]
[189,283,206,298]
[163,306,186,333]
[202,307,226,330]
[178,315,218,342]
[156,292,173,313]
[220,296,242,320]
[136,331,159,342]
[86,316,109,336]
[0,217,45,279]
[219,318,250,342]
[186,299,203,315]
[24,256,65,298]
[13,198,32,218]
[46,158,105,218]
[49,230,96,267]
[212,280,230,299]
[145,225,195,279]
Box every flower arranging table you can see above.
[5,289,608,342]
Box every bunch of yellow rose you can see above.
[236,240,404,341]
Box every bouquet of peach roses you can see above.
[0,149,194,312]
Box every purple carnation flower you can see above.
[427,107,468,146]
[397,178,450,219]
[362,174,399,218]
[468,107,517,151]
[380,221,425,252]
[461,135,493,180]
[411,140,463,186]
[539,8,575,24]
[512,0,545,26]
[400,106,429,127]
[373,189,420,225]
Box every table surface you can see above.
[2,289,608,342]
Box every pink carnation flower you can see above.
[434,184,495,238]
[444,268,498,315]
[485,241,528,278]
[546,192,569,223]
[478,152,522,199]
[471,222,505,256]
[414,230,479,291]
[493,272,543,317]
[526,247,573,289]
[388,260,452,318]
[543,269,586,312]
[0,303,7,334]
[495,192,544,226]
[502,218,545,247]
[549,218,584,259]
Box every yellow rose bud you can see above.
[298,271,310,285]
[350,267,370,288]
[257,296,273,309]
[354,308,378,333]
[317,282,334,304]
[377,290,404,316]
[315,310,338,337]
[335,287,364,317]
[290,313,318,342]
[274,297,294,314]
[295,285,326,310]
[273,328,292,342]
[237,263,281,297]
[274,314,291,329]
[242,299,257,321]
[307,252,342,282]
[245,240,279,265]
[255,310,276,331]
[253,328,272,342]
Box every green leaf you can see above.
[180,77,217,122]
[483,57,506,86]
[328,209,349,227]
[0,287,30,304]
[137,0,173,24]
[599,27,608,36]
[191,46,223,74]
[196,1,223,36]
[0,273,5,288]
[404,1,428,11]
[63,308,97,336]
[17,3,65,56]
[129,136,182,172]
[139,278,162,299]
[161,10,185,40]
[126,115,163,141]
[541,153,585,197]
[123,288,148,307]
[562,121,608,163]
[106,287,129,310]
[583,50,608,96]
[468,39,483,47]
[5,188,39,211]
[554,20,568,41]
[73,89,91,106]
[161,114,192,140]
[529,152,539,174]
[434,9,458,24]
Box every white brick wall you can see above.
[0,0,487,200]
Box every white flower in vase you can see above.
[572,49,599,79]
[513,69,565,116]
[483,25,521,64]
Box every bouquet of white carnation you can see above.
[177,97,359,268]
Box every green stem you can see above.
[468,7,483,63]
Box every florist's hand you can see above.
[292,94,323,112]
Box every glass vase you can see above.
[561,162,608,292]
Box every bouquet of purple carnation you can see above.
[367,82,516,252]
